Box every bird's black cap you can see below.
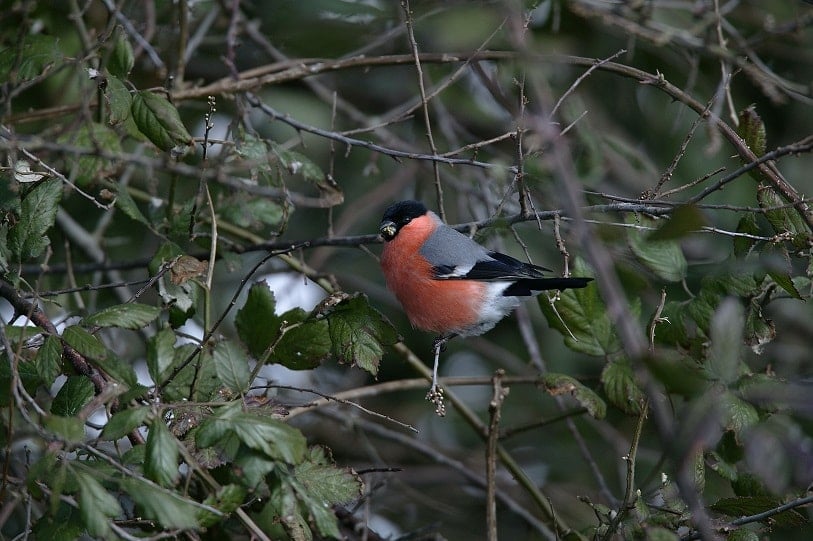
[380,200,428,240]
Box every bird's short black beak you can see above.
[379,220,397,241]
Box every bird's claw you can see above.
[426,385,446,417]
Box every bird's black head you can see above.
[379,200,428,241]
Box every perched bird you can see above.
[379,200,593,404]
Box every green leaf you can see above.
[234,448,277,489]
[734,213,761,257]
[35,335,63,384]
[757,184,810,242]
[161,345,220,402]
[121,478,201,530]
[196,402,306,463]
[131,91,193,152]
[760,245,803,300]
[62,325,108,360]
[294,446,363,506]
[727,530,760,541]
[103,75,132,126]
[541,373,606,419]
[707,298,746,385]
[100,406,151,441]
[51,376,95,416]
[147,327,176,384]
[213,340,251,393]
[31,501,85,541]
[94,352,138,388]
[75,471,122,538]
[57,122,122,186]
[265,480,311,541]
[720,391,759,436]
[539,258,619,356]
[84,303,161,329]
[107,30,134,78]
[0,34,62,83]
[114,183,150,225]
[221,195,286,229]
[325,294,398,375]
[44,415,86,443]
[198,484,247,527]
[644,527,679,541]
[236,282,278,357]
[744,305,776,355]
[8,178,62,261]
[271,142,325,184]
[711,496,807,529]
[628,215,687,282]
[146,419,179,487]
[271,311,332,370]
[601,359,646,415]
[644,353,709,397]
[737,105,767,157]
[647,205,707,241]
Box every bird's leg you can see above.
[426,333,455,416]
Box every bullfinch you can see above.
[379,200,592,405]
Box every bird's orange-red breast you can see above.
[379,200,593,339]
[380,209,486,334]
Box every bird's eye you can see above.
[402,217,411,224]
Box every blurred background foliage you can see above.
[1,1,813,540]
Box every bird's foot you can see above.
[425,385,446,417]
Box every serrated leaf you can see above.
[744,305,776,355]
[707,298,746,385]
[601,359,646,415]
[0,34,62,83]
[51,376,95,416]
[108,30,134,78]
[121,478,200,530]
[103,75,131,127]
[161,345,219,402]
[31,501,85,541]
[196,402,306,463]
[628,215,687,282]
[235,448,278,489]
[147,327,176,384]
[294,447,363,506]
[759,245,803,300]
[647,205,707,241]
[213,340,251,393]
[198,483,247,527]
[95,353,138,388]
[113,182,149,225]
[644,354,708,396]
[235,282,279,357]
[62,325,108,360]
[44,415,86,443]
[0,356,41,406]
[737,106,767,157]
[325,294,398,375]
[132,91,193,152]
[101,406,150,441]
[720,391,759,436]
[734,213,761,257]
[146,420,179,487]
[541,373,606,419]
[757,184,810,241]
[271,143,325,184]
[221,195,286,229]
[35,335,62,384]
[84,303,161,329]
[271,312,332,370]
[711,496,807,528]
[8,178,62,261]
[266,481,311,541]
[539,258,618,356]
[57,122,122,186]
[75,471,122,538]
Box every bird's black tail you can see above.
[503,277,593,296]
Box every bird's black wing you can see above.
[433,251,550,281]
